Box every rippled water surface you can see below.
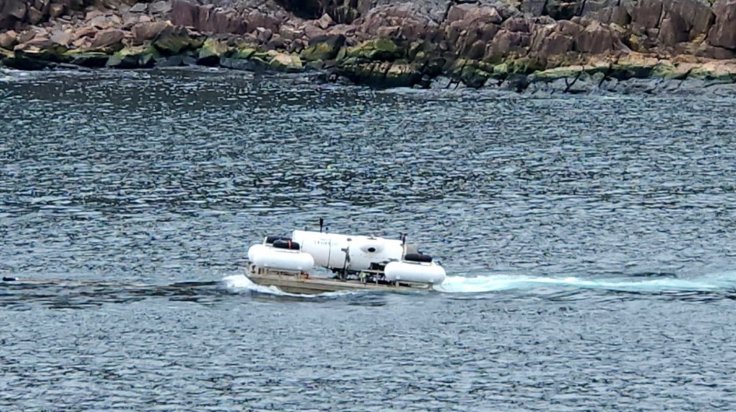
[2,69,736,410]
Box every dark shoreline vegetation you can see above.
[2,0,736,94]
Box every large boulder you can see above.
[0,30,19,49]
[708,0,736,50]
[197,37,229,65]
[337,60,424,88]
[268,51,303,71]
[575,21,617,54]
[170,0,248,34]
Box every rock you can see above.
[230,46,256,60]
[502,17,534,33]
[149,1,172,15]
[537,31,575,56]
[27,6,44,24]
[153,25,199,55]
[337,60,423,88]
[65,50,109,67]
[694,43,736,59]
[197,37,229,65]
[451,59,494,88]
[256,27,272,43]
[132,21,169,45]
[708,0,736,50]
[170,0,248,35]
[269,52,302,71]
[129,3,147,13]
[279,24,303,41]
[345,38,400,61]
[486,30,530,60]
[90,29,125,51]
[545,0,585,20]
[49,3,65,18]
[107,45,159,68]
[50,29,72,46]
[3,0,28,21]
[658,15,689,46]
[0,31,18,49]
[88,13,123,30]
[575,21,617,54]
[74,26,98,40]
[664,0,714,40]
[300,34,345,61]
[316,13,334,30]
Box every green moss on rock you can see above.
[345,38,401,61]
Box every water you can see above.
[1,68,736,410]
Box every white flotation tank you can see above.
[292,230,404,271]
[247,244,314,272]
[384,261,446,285]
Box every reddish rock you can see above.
[130,21,167,44]
[658,15,689,46]
[708,0,736,50]
[74,25,98,39]
[575,21,616,54]
[50,28,72,45]
[90,28,125,49]
[664,0,714,39]
[556,20,583,37]
[627,0,664,34]
[502,17,534,33]
[0,30,18,49]
[487,29,531,59]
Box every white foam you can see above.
[435,271,736,294]
[220,274,356,298]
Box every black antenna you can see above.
[319,218,324,233]
[402,233,407,245]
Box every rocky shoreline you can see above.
[2,0,736,92]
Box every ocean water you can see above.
[1,68,736,410]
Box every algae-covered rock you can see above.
[231,46,256,60]
[345,38,401,61]
[269,52,303,72]
[0,48,15,66]
[65,50,110,68]
[451,59,494,88]
[337,60,423,87]
[300,34,345,61]
[153,26,201,55]
[197,38,229,66]
[107,45,159,68]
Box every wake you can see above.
[221,271,736,297]
[434,271,736,294]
